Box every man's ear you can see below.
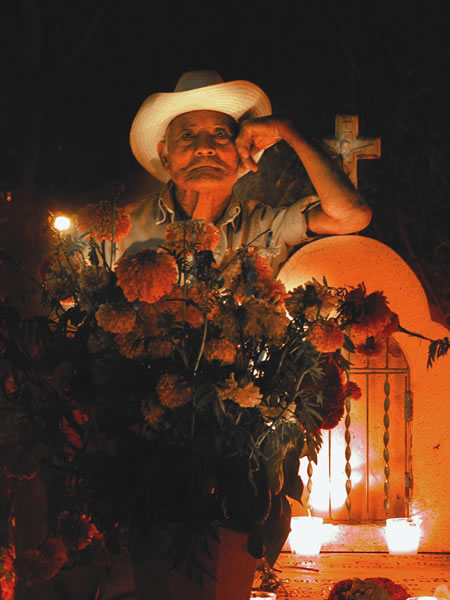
[157,140,170,172]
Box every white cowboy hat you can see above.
[129,70,272,182]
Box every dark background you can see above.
[1,0,449,321]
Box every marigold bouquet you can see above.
[0,200,447,592]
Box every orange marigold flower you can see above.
[286,278,339,321]
[214,303,240,343]
[344,381,362,400]
[344,284,394,340]
[96,302,136,334]
[156,373,191,409]
[165,220,220,251]
[241,297,289,344]
[306,320,344,353]
[135,302,172,358]
[77,201,131,242]
[116,249,178,303]
[204,338,236,365]
[378,312,399,339]
[158,285,206,328]
[218,247,288,305]
[217,373,262,408]
[114,327,145,358]
[355,336,385,358]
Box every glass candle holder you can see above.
[406,597,448,600]
[385,518,420,554]
[289,516,324,556]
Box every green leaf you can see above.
[261,493,291,566]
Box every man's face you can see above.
[158,110,241,194]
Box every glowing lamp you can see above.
[54,215,71,231]
[250,593,277,599]
[406,597,447,600]
[385,518,420,555]
[289,516,324,556]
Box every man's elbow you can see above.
[337,205,372,234]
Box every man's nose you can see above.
[194,133,216,155]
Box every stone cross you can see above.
[322,115,381,188]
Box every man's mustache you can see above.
[185,158,229,171]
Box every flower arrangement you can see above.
[0,200,448,593]
[327,577,410,600]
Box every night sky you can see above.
[1,0,449,316]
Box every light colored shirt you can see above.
[118,182,320,276]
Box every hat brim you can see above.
[129,80,272,182]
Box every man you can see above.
[119,70,371,276]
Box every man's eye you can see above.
[215,130,229,139]
[181,131,194,139]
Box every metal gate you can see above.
[300,336,412,523]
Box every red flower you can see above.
[318,358,346,430]
[344,381,362,400]
[365,577,410,600]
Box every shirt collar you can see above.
[156,180,242,228]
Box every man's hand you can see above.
[234,116,291,172]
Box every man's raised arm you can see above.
[234,116,372,235]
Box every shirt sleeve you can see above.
[269,195,320,247]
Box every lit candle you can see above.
[385,518,420,555]
[250,593,276,600]
[53,215,72,232]
[406,597,448,600]
[289,516,324,556]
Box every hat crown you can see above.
[174,70,224,92]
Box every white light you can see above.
[54,215,71,231]
[289,516,324,556]
[385,518,420,555]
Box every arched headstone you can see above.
[279,235,450,552]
